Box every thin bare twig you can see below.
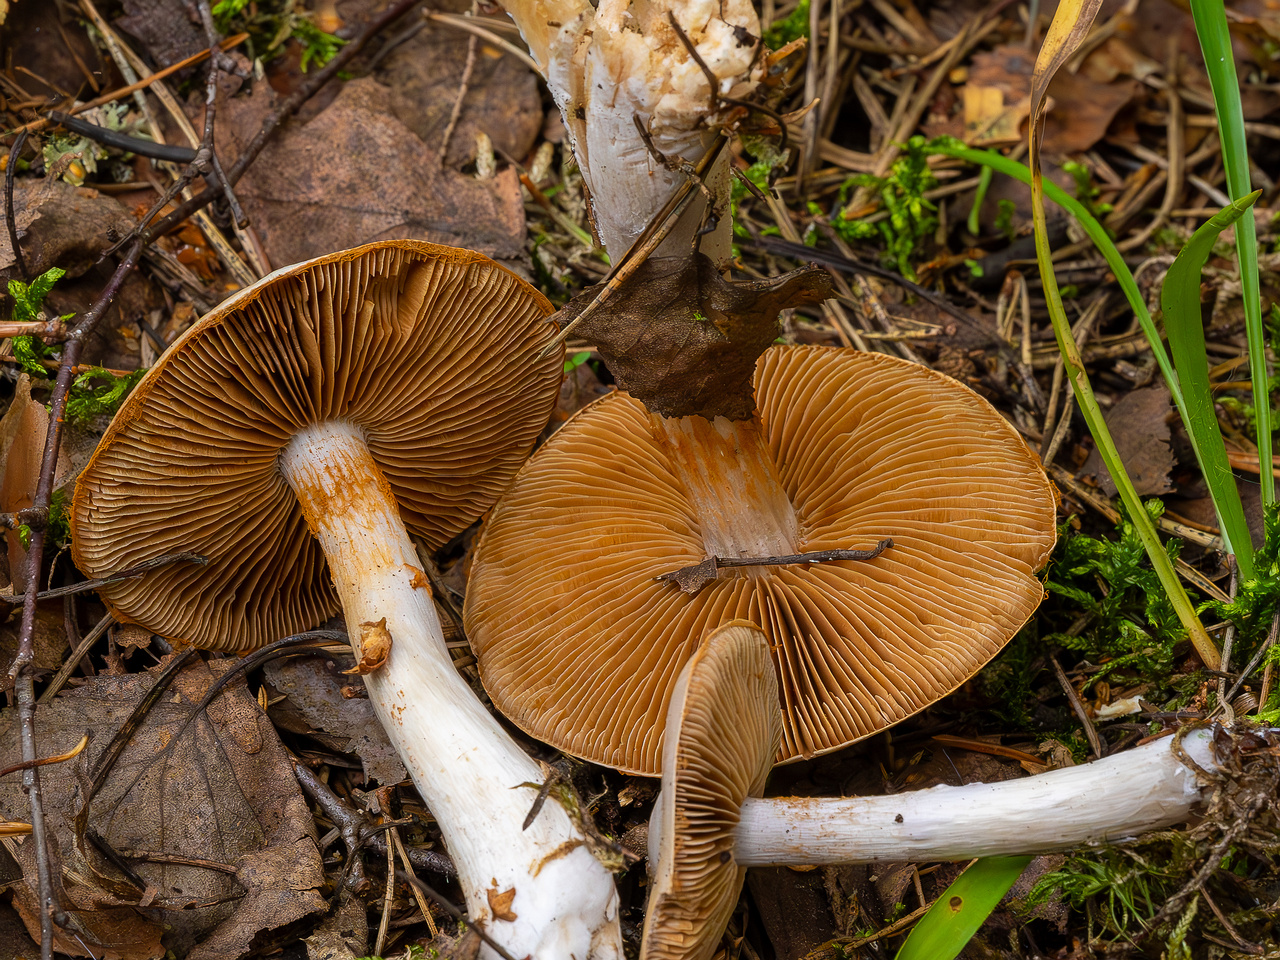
[0,735,89,780]
[1051,654,1106,759]
[6,552,207,605]
[438,12,478,167]
[6,130,28,281]
[396,870,521,960]
[38,613,113,705]
[4,35,249,138]
[294,761,456,888]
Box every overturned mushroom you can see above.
[72,241,622,960]
[498,0,766,264]
[643,621,1235,960]
[466,344,1058,774]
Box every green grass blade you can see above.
[1024,145,1221,669]
[895,857,1032,960]
[1188,0,1273,510]
[1162,191,1261,578]
[928,140,1185,420]
[968,164,994,236]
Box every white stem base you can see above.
[281,421,621,960]
[734,731,1217,865]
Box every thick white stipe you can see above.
[730,731,1216,865]
[281,420,621,960]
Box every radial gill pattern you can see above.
[72,240,561,651]
[465,345,1057,774]
[643,621,781,960]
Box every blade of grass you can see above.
[1162,191,1262,578]
[894,857,1032,960]
[1188,0,1273,511]
[1029,0,1220,669]
[967,164,993,236]
[927,139,1185,421]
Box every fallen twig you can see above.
[4,35,249,138]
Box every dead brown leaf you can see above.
[226,78,527,267]
[487,884,518,922]
[562,254,832,420]
[0,179,134,283]
[0,658,325,959]
[963,45,1036,146]
[263,655,407,787]
[374,21,541,168]
[1,1,106,101]
[959,43,1138,154]
[1044,71,1137,154]
[114,0,205,72]
[1081,384,1174,497]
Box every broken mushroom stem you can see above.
[641,623,1255,960]
[279,420,620,959]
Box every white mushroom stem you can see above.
[280,420,621,960]
[729,731,1218,866]
[500,0,763,263]
[653,413,798,559]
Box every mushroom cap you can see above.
[465,345,1057,774]
[642,620,780,960]
[72,240,561,650]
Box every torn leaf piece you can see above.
[561,253,832,420]
[345,617,392,675]
[488,885,519,922]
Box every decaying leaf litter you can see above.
[0,0,1275,957]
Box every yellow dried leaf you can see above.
[487,884,518,922]
[344,618,392,675]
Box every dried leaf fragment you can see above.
[561,253,832,419]
[345,618,392,675]
[487,884,518,922]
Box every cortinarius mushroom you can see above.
[71,240,622,959]
[498,0,765,264]
[643,620,780,960]
[643,621,1230,960]
[465,344,1058,774]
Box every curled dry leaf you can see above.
[561,253,833,420]
[225,79,527,269]
[487,885,519,923]
[263,655,408,787]
[0,658,325,960]
[345,617,392,675]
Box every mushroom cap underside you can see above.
[72,240,562,650]
[642,620,780,960]
[465,345,1058,774]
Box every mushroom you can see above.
[71,240,623,960]
[496,0,764,264]
[643,619,781,960]
[643,620,1227,960]
[465,343,1058,775]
